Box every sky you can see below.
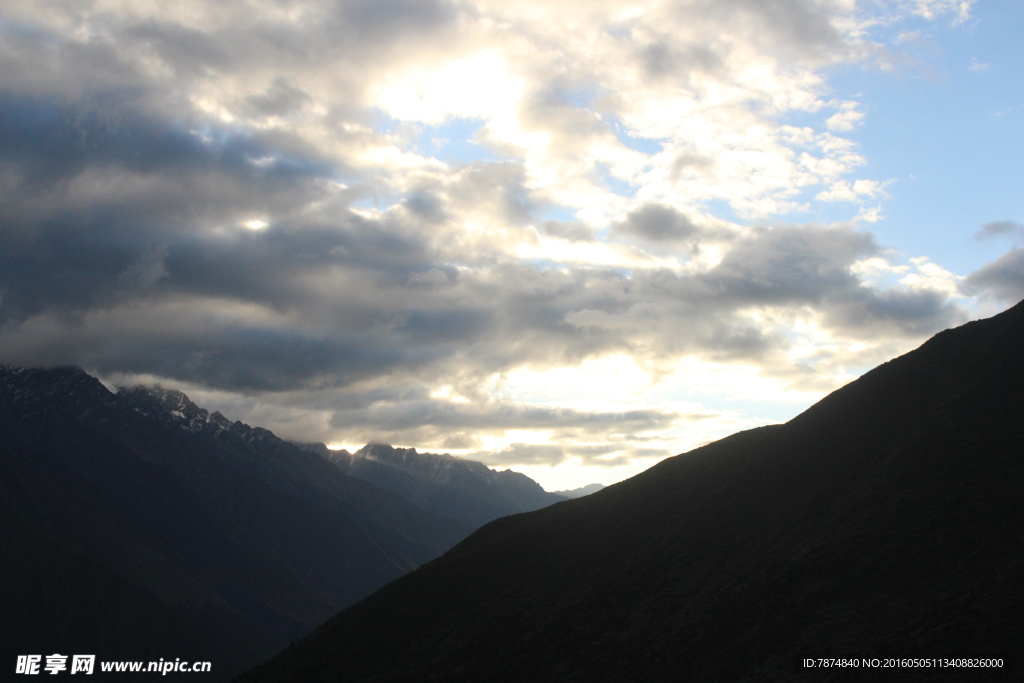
[1,0,1021,491]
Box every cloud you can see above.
[825,102,864,132]
[0,0,992,476]
[484,442,570,467]
[963,249,1024,302]
[478,441,658,468]
[820,287,966,339]
[817,179,889,204]
[701,225,876,304]
[334,399,677,434]
[0,87,342,323]
[613,204,703,243]
[975,220,1024,241]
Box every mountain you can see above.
[299,443,566,528]
[0,370,471,680]
[240,300,1024,682]
[552,482,605,498]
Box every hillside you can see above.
[240,301,1024,681]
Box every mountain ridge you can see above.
[294,442,567,528]
[552,482,605,498]
[0,368,473,679]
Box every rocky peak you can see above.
[118,385,233,436]
[0,365,115,417]
[356,443,423,464]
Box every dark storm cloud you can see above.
[0,92,332,195]
[482,442,569,466]
[140,0,458,71]
[245,78,313,118]
[701,224,874,304]
[161,216,436,308]
[670,152,716,182]
[318,0,456,39]
[0,0,461,129]
[963,248,1024,302]
[820,287,966,338]
[0,91,338,322]
[695,0,848,61]
[975,220,1024,241]
[104,327,394,392]
[125,20,231,77]
[447,163,535,227]
[698,225,965,337]
[639,41,724,81]
[332,398,676,433]
[403,190,449,224]
[0,82,500,390]
[557,224,963,364]
[2,303,487,393]
[540,220,593,242]
[639,0,846,84]
[613,204,702,243]
[0,103,965,400]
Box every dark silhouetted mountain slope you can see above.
[309,443,566,528]
[240,300,1024,682]
[0,370,471,680]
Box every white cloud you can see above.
[825,100,865,132]
[905,0,974,24]
[899,257,963,295]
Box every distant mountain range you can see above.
[552,482,605,498]
[241,300,1024,682]
[125,389,568,529]
[297,442,567,528]
[0,371,564,679]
